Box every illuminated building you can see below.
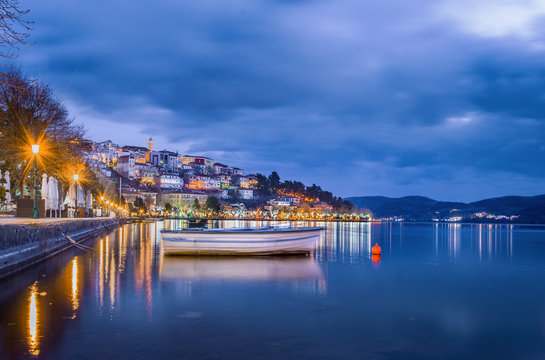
[155,174,184,190]
[150,150,181,170]
[157,191,208,208]
[239,189,253,200]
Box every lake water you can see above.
[1,221,545,359]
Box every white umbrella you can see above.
[77,185,85,205]
[41,173,49,205]
[0,171,4,206]
[48,176,56,217]
[64,185,70,204]
[68,183,76,217]
[54,179,61,217]
[86,190,93,217]
[86,190,92,209]
[59,181,65,214]
[4,170,10,203]
[68,183,75,206]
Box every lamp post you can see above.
[31,144,39,219]
[74,174,79,218]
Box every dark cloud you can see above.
[11,0,545,201]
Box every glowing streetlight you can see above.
[74,174,79,218]
[31,144,39,219]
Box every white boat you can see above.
[160,226,323,255]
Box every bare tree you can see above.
[0,0,31,59]
[0,67,84,198]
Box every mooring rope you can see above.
[57,221,116,253]
[60,231,94,252]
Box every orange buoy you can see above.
[371,243,382,255]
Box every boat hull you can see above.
[161,227,322,255]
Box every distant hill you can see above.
[346,195,545,223]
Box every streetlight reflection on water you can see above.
[27,283,39,356]
[71,257,79,316]
[6,220,524,358]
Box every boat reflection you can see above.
[161,256,325,282]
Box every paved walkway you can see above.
[0,216,116,226]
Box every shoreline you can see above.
[0,218,126,279]
[166,217,372,222]
[162,217,545,226]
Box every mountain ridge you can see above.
[346,194,545,223]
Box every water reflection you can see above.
[109,246,116,311]
[430,223,514,261]
[2,221,542,360]
[98,237,104,310]
[71,257,79,315]
[317,221,372,263]
[371,254,381,267]
[27,283,39,356]
[162,256,325,286]
[448,223,461,258]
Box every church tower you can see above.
[146,137,154,162]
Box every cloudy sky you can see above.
[13,0,545,201]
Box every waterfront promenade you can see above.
[0,216,114,226]
[0,217,124,278]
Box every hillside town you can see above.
[82,138,368,220]
[84,137,251,209]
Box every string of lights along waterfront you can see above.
[1,221,545,359]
